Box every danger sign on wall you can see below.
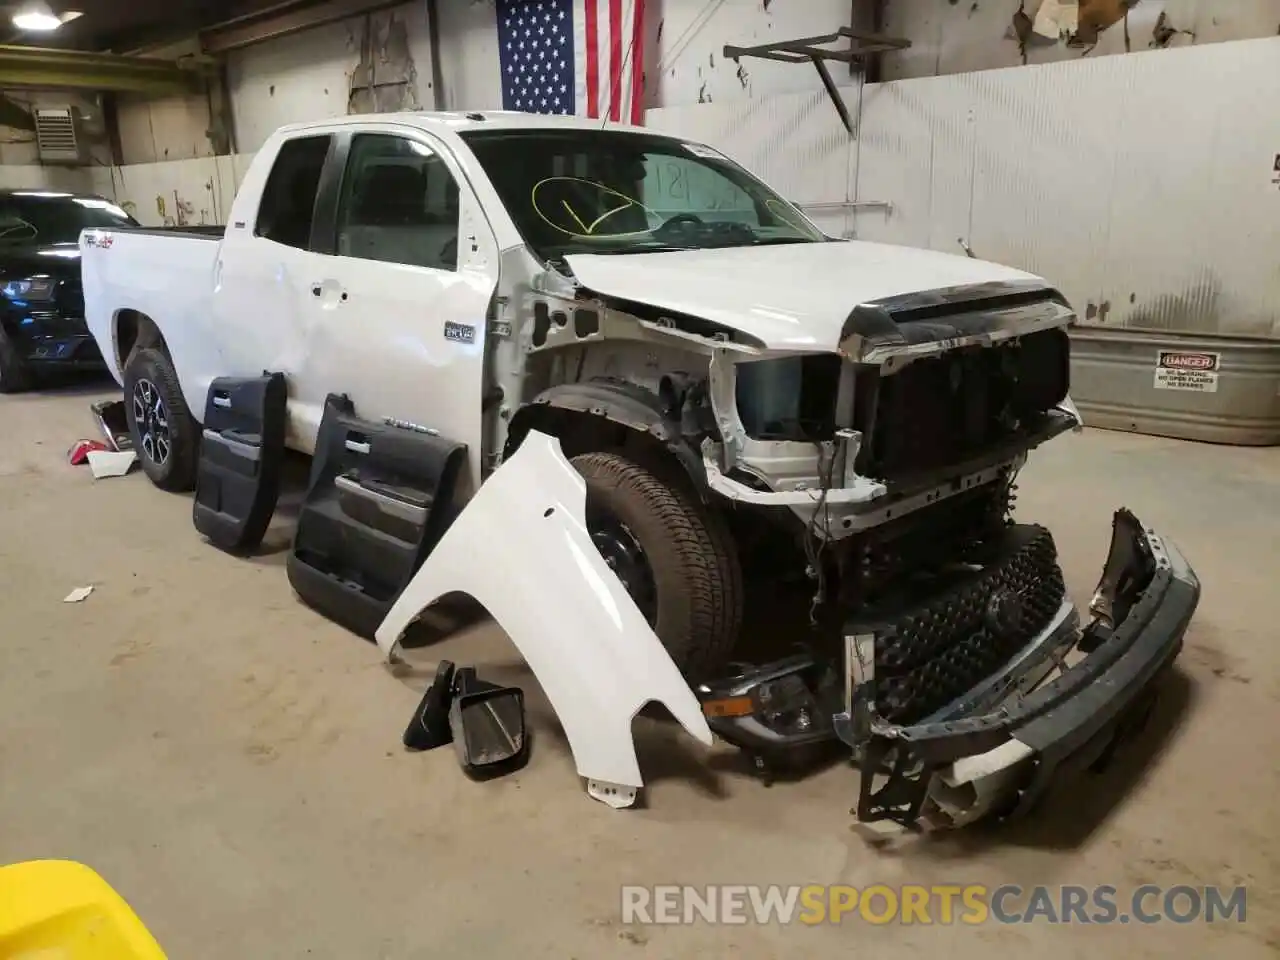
[1154,351,1221,393]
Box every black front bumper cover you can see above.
[855,509,1199,827]
[698,509,1201,829]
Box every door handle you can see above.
[311,282,348,302]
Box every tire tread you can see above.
[124,346,198,492]
[571,451,741,677]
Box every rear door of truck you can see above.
[209,132,335,449]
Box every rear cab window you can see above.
[255,135,332,249]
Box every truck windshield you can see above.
[459,128,824,261]
[0,192,137,245]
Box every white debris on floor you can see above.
[87,450,137,479]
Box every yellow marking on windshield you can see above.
[530,176,820,242]
[585,200,638,233]
[532,176,657,240]
[560,200,591,234]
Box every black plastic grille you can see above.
[855,327,1070,480]
[864,525,1066,725]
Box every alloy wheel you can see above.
[131,378,171,467]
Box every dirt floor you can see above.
[1,379,1277,958]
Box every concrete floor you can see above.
[1,380,1277,959]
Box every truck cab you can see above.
[85,115,509,492]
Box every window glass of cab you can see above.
[255,134,332,249]
[335,134,461,272]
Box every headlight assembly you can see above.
[2,276,56,301]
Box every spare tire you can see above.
[123,346,199,492]
[571,451,742,678]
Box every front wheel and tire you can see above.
[572,451,743,678]
[123,347,199,492]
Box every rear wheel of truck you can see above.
[572,451,742,679]
[123,347,198,492]
[0,329,32,394]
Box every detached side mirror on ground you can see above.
[402,659,530,781]
[449,667,529,780]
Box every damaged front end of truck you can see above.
[688,282,1202,830]
[699,507,1199,829]
[418,245,1201,827]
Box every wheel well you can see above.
[507,405,702,496]
[508,403,797,632]
[114,309,167,371]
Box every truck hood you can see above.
[564,240,1043,352]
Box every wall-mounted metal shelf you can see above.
[723,26,910,135]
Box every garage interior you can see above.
[0,0,1278,957]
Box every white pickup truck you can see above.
[80,111,1199,825]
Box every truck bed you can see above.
[80,224,227,419]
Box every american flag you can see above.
[496,0,647,124]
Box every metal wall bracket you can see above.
[723,26,910,136]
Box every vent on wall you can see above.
[34,106,88,165]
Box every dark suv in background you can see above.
[0,189,138,393]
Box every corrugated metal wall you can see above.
[648,36,1280,341]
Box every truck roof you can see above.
[275,110,654,139]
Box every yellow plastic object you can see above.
[0,860,167,959]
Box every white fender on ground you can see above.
[374,430,714,808]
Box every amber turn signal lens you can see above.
[701,695,755,718]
